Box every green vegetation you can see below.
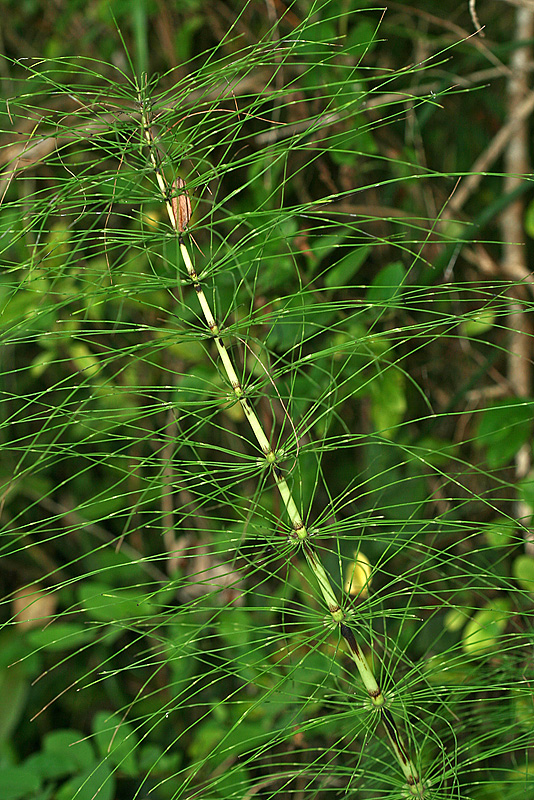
[1,2,533,799]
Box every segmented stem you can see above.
[140,99,424,797]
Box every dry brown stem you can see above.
[499,7,534,547]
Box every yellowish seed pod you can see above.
[344,551,372,598]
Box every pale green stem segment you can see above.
[141,106,307,540]
[179,240,308,539]
[141,105,423,797]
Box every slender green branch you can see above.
[140,93,424,798]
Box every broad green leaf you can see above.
[330,116,378,165]
[43,729,94,772]
[138,743,181,775]
[460,309,496,337]
[0,665,28,745]
[188,714,272,770]
[55,762,114,800]
[93,711,138,777]
[325,246,369,287]
[462,599,511,654]
[423,654,476,685]
[346,19,378,54]
[27,623,96,652]
[175,365,219,407]
[484,518,516,548]
[444,607,470,633]
[78,582,157,622]
[218,608,252,651]
[213,764,250,799]
[411,437,457,467]
[0,766,41,799]
[518,472,534,508]
[512,555,534,593]
[369,365,406,436]
[524,196,534,238]
[476,399,534,468]
[367,261,406,304]
[25,729,93,780]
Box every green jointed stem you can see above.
[141,102,308,541]
[141,103,423,797]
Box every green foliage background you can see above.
[1,2,534,800]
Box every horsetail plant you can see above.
[139,81,424,798]
[5,13,534,800]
